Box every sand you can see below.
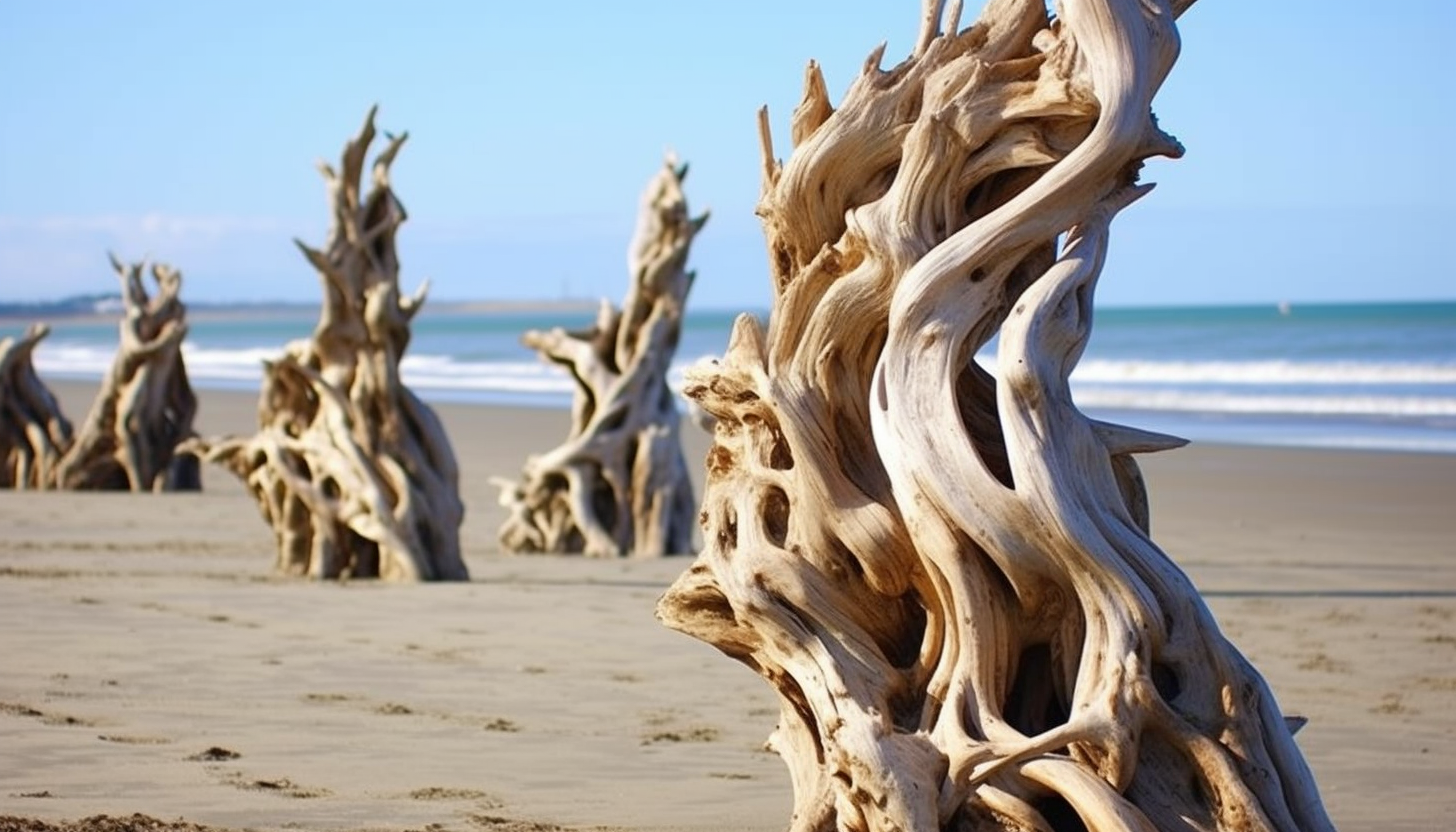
[2,382,1454,831]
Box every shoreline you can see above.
[2,382,1454,830]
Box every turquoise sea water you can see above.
[15,300,1456,454]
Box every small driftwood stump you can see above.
[186,107,466,581]
[1,257,197,491]
[54,255,200,491]
[0,324,73,489]
[495,154,707,557]
[657,2,1334,831]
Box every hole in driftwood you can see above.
[768,427,794,471]
[1004,643,1070,737]
[1030,794,1089,832]
[350,534,380,579]
[600,406,627,434]
[716,505,739,550]
[1151,661,1181,703]
[956,364,1013,489]
[762,486,790,548]
[591,479,618,536]
[884,595,926,673]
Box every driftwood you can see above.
[0,324,73,489]
[657,2,1334,831]
[185,107,466,582]
[494,154,707,557]
[0,256,198,491]
[57,255,200,491]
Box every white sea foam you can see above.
[31,342,1456,420]
[1070,387,1456,418]
[1070,359,1456,385]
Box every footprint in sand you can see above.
[407,786,501,806]
[98,734,172,745]
[217,770,330,799]
[641,726,721,745]
[302,692,524,733]
[1370,692,1417,715]
[0,701,97,727]
[1296,652,1352,673]
[186,746,242,761]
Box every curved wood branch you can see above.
[186,107,466,581]
[496,153,707,557]
[657,2,1335,830]
[0,324,73,489]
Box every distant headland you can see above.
[0,294,601,323]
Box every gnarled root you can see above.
[186,107,465,581]
[496,154,707,557]
[56,255,199,491]
[657,2,1334,830]
[0,324,73,489]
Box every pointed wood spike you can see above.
[1091,419,1189,455]
[723,312,768,370]
[862,41,889,76]
[402,279,430,320]
[292,238,335,281]
[917,0,947,55]
[790,61,833,147]
[945,0,964,34]
[374,130,409,178]
[757,106,778,196]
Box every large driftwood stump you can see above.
[186,107,466,581]
[494,154,707,557]
[55,255,200,491]
[0,324,73,489]
[657,2,1334,831]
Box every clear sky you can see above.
[1,1,1452,310]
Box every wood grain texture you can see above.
[657,1,1336,829]
[495,154,706,557]
[2,256,198,492]
[185,107,466,582]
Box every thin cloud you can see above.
[0,213,289,240]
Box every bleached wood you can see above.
[51,256,199,491]
[495,154,706,557]
[657,2,1335,830]
[0,324,73,489]
[185,107,465,581]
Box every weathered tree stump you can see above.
[55,255,200,491]
[0,324,73,489]
[494,154,707,557]
[657,2,1334,831]
[185,107,466,582]
[1,257,198,491]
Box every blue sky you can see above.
[1,1,1452,310]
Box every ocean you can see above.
[15,301,1456,455]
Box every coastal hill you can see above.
[0,294,600,323]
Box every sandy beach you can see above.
[3,381,1454,831]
